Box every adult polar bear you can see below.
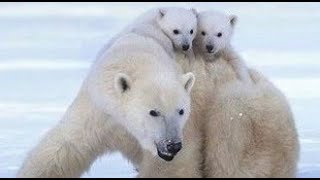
[138,10,299,178]
[17,33,196,178]
[18,7,200,178]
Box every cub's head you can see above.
[156,7,198,52]
[195,10,237,56]
[114,72,195,161]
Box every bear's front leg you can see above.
[17,117,115,178]
[16,91,120,178]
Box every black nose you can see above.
[167,142,182,155]
[206,45,214,52]
[182,44,190,51]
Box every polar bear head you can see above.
[157,7,198,52]
[113,71,195,161]
[195,10,237,56]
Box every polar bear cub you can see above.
[194,10,251,83]
[99,7,198,59]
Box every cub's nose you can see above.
[206,45,214,52]
[182,44,190,51]
[167,142,182,155]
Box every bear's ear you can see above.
[191,8,198,18]
[182,72,195,93]
[159,8,166,18]
[230,15,237,27]
[114,73,132,94]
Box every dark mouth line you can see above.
[157,145,175,161]
[158,151,174,161]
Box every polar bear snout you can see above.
[156,139,182,161]
[206,44,214,53]
[182,44,190,51]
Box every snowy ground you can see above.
[0,2,320,178]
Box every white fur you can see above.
[194,10,251,83]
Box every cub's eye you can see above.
[217,32,222,37]
[173,29,180,35]
[190,29,193,34]
[150,110,159,117]
[201,31,206,36]
[179,109,184,115]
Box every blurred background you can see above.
[0,2,319,178]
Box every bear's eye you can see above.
[173,29,180,35]
[201,31,206,36]
[150,110,160,117]
[179,109,184,115]
[190,29,193,34]
[217,32,222,37]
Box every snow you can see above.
[0,2,319,178]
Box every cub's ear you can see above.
[191,8,199,18]
[182,72,196,93]
[114,73,132,94]
[159,8,166,18]
[230,15,237,27]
